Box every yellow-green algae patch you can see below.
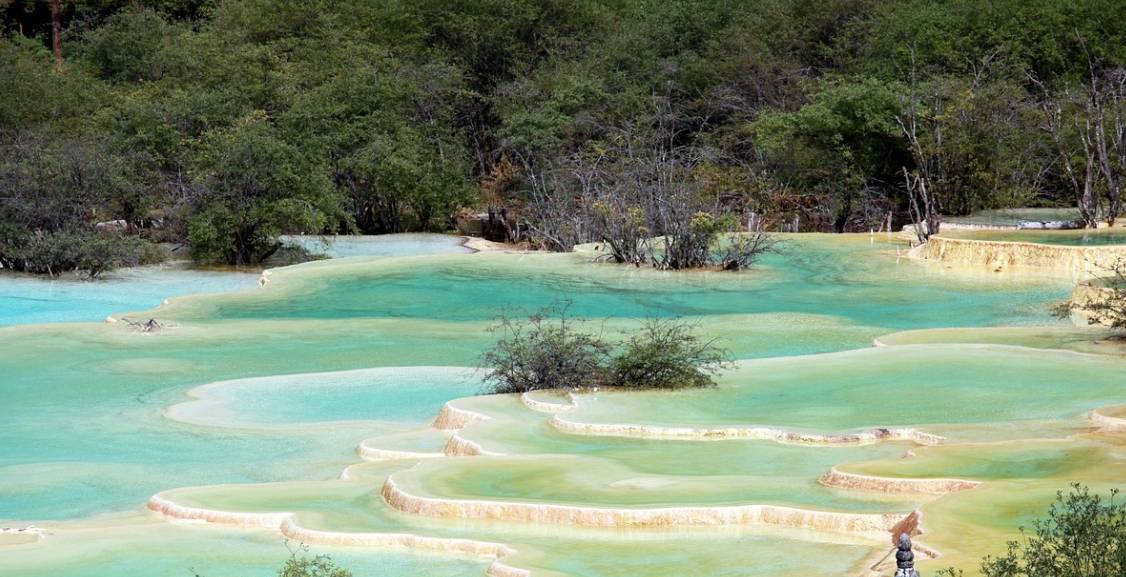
[841,437,1123,484]
[392,454,916,513]
[558,346,1126,439]
[875,326,1124,355]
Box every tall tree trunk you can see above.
[1097,70,1126,226]
[896,47,942,242]
[50,0,62,72]
[1076,114,1101,228]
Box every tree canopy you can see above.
[3,0,1126,273]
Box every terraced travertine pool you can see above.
[942,228,1126,246]
[0,233,1122,577]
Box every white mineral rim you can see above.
[819,467,981,495]
[380,476,911,539]
[548,414,946,446]
[147,492,525,575]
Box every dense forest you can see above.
[2,0,1125,274]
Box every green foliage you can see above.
[482,307,728,394]
[277,554,352,577]
[4,0,1126,272]
[937,484,1125,577]
[188,113,341,264]
[192,548,352,577]
[482,305,611,394]
[862,0,1126,84]
[1,230,163,278]
[0,131,162,276]
[83,9,174,82]
[608,318,730,390]
[753,77,906,193]
[0,38,103,130]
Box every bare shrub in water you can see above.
[481,305,611,394]
[1056,259,1126,334]
[1083,260,1126,333]
[512,99,780,270]
[608,318,730,390]
[937,484,1124,577]
[717,231,781,271]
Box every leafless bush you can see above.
[717,230,781,271]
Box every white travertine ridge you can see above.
[444,433,504,456]
[433,402,491,430]
[911,235,1126,279]
[357,439,446,461]
[819,467,981,495]
[1089,406,1126,431]
[549,414,945,446]
[0,526,45,544]
[148,492,527,574]
[520,391,576,413]
[381,476,911,540]
[147,494,291,528]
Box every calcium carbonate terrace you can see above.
[1,233,1123,577]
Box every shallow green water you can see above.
[187,240,1066,329]
[279,233,474,258]
[173,367,481,427]
[943,228,1126,246]
[0,263,258,326]
[0,233,473,327]
[566,345,1126,431]
[1,233,1121,577]
[943,208,1081,227]
[2,520,488,577]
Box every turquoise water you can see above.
[279,233,473,258]
[0,264,258,326]
[944,208,1081,227]
[177,367,481,427]
[0,234,473,328]
[0,233,1121,577]
[3,522,488,577]
[0,237,1077,523]
[197,239,1067,329]
[567,345,1126,431]
[0,329,486,521]
[945,229,1126,246]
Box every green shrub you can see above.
[608,318,729,389]
[482,308,729,394]
[0,230,164,278]
[481,306,610,394]
[277,554,351,577]
[193,548,351,577]
[937,484,1124,577]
